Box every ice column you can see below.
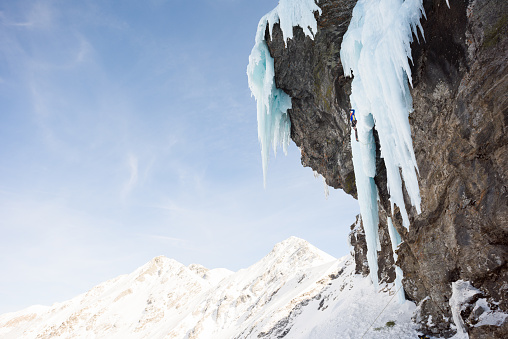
[341,0,425,284]
[351,113,381,288]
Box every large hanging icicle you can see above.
[387,217,405,303]
[341,0,425,285]
[351,129,381,288]
[247,38,292,186]
[247,0,321,184]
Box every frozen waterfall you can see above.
[341,0,425,286]
[248,0,425,292]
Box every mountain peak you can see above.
[2,237,427,339]
[272,236,309,250]
[268,236,335,264]
[281,235,307,245]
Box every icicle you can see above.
[247,1,322,185]
[387,217,405,304]
[351,128,380,288]
[247,37,292,185]
[341,0,425,285]
[314,171,330,199]
[341,0,424,229]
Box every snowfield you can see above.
[0,237,426,338]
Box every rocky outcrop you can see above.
[348,216,370,277]
[265,0,507,337]
[397,0,508,337]
[266,0,357,196]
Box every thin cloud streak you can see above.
[122,153,139,199]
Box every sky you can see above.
[0,0,359,314]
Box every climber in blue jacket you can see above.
[350,109,359,142]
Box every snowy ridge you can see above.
[247,0,321,184]
[340,0,425,287]
[0,256,233,338]
[0,237,426,339]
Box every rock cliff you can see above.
[265,0,507,337]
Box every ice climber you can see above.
[350,109,359,142]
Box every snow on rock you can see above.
[449,280,480,338]
[170,236,338,338]
[340,0,425,285]
[447,280,508,338]
[247,0,321,184]
[472,298,508,327]
[0,237,425,339]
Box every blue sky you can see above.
[0,0,359,314]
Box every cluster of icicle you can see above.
[341,0,425,292]
[247,0,425,303]
[247,0,321,185]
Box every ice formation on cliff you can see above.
[341,0,425,285]
[388,216,405,303]
[248,0,425,290]
[247,0,321,184]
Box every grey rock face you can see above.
[348,215,370,277]
[264,0,507,337]
[265,0,358,196]
[400,0,508,336]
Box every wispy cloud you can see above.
[156,200,192,214]
[74,37,93,64]
[0,1,55,29]
[122,153,139,199]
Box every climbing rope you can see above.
[360,284,404,339]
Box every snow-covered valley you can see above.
[0,237,421,338]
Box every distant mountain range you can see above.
[0,237,419,338]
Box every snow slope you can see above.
[0,237,425,338]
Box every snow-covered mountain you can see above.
[0,237,420,338]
